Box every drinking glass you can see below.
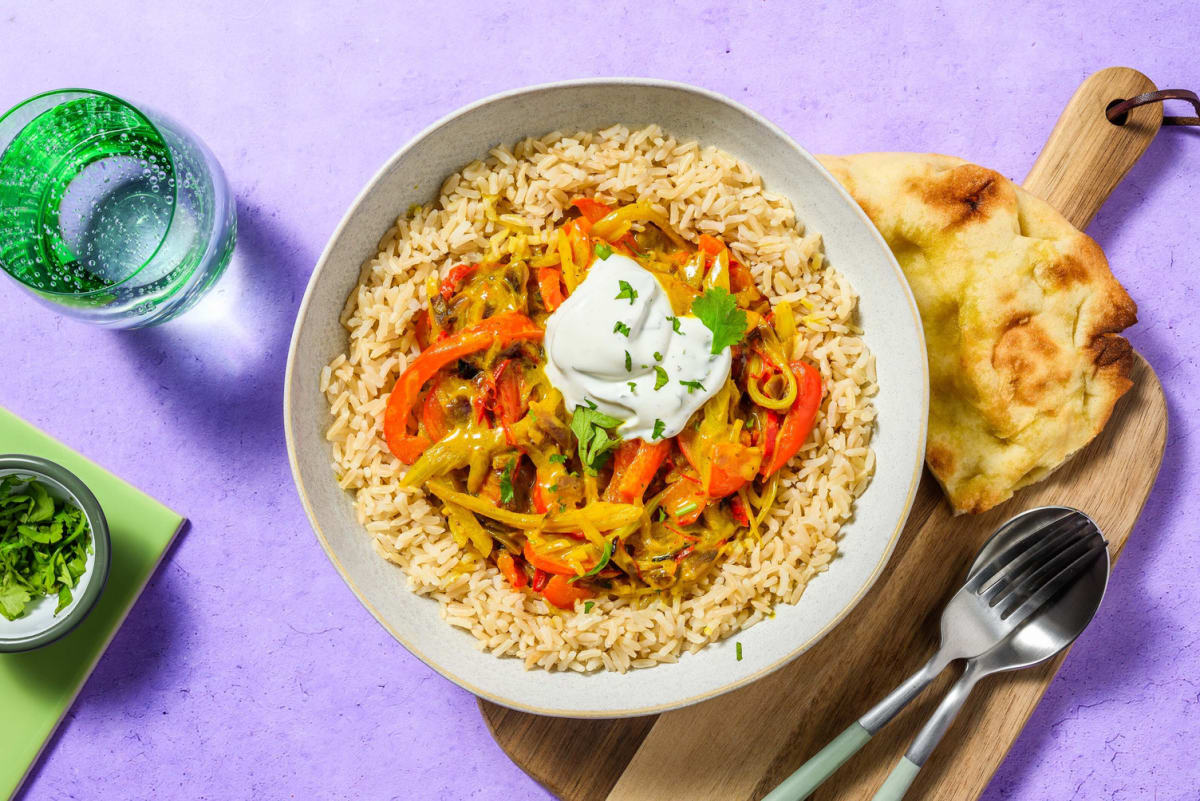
[0,89,236,327]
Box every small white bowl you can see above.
[0,454,110,652]
[285,79,927,717]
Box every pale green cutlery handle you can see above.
[760,722,872,801]
[872,757,921,801]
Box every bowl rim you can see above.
[0,453,111,652]
[284,76,928,717]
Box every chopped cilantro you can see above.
[736,642,743,661]
[627,381,637,393]
[571,540,613,583]
[615,280,638,304]
[570,405,624,475]
[499,459,516,504]
[667,315,683,333]
[652,419,666,440]
[0,475,93,620]
[680,379,705,394]
[594,242,613,260]
[549,453,569,465]
[584,600,595,613]
[653,351,663,362]
[656,507,667,522]
[692,287,748,353]
[653,365,669,390]
[613,321,631,337]
[674,500,699,516]
[548,484,559,493]
[624,351,632,372]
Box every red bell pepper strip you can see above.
[523,540,576,576]
[706,441,762,498]
[493,358,525,427]
[384,312,543,463]
[571,197,613,223]
[541,574,595,609]
[605,440,670,504]
[537,267,567,311]
[762,360,823,476]
[697,233,725,257]
[759,410,780,471]
[419,378,449,442]
[439,263,476,300]
[661,475,707,525]
[531,469,555,514]
[531,568,549,593]
[496,551,526,589]
[414,309,433,350]
[729,260,757,294]
[729,495,750,526]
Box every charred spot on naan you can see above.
[991,318,1070,407]
[916,164,1011,229]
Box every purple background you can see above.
[2,2,1197,799]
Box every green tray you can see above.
[0,407,184,800]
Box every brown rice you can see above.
[321,125,877,672]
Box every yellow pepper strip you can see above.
[543,503,643,532]
[443,501,493,558]
[530,246,560,268]
[402,427,506,488]
[591,201,689,249]
[557,230,579,292]
[773,301,797,358]
[704,248,730,292]
[426,480,546,528]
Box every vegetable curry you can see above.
[384,198,822,609]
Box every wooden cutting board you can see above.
[480,67,1168,801]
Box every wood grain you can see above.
[480,67,1167,801]
[1024,66,1161,228]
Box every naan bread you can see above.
[819,153,1137,514]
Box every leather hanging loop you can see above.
[1106,89,1200,126]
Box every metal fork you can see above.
[761,507,1110,801]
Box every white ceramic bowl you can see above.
[285,79,927,717]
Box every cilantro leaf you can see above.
[653,366,669,390]
[0,581,31,620]
[615,280,638,304]
[652,419,666,440]
[613,321,631,337]
[499,459,516,504]
[570,405,624,475]
[584,600,595,613]
[692,287,748,353]
[653,351,662,362]
[548,453,568,465]
[594,242,613,260]
[624,351,632,372]
[667,315,682,333]
[627,381,637,393]
[680,379,705,394]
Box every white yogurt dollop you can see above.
[543,252,731,440]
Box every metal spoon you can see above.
[761,507,1110,801]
